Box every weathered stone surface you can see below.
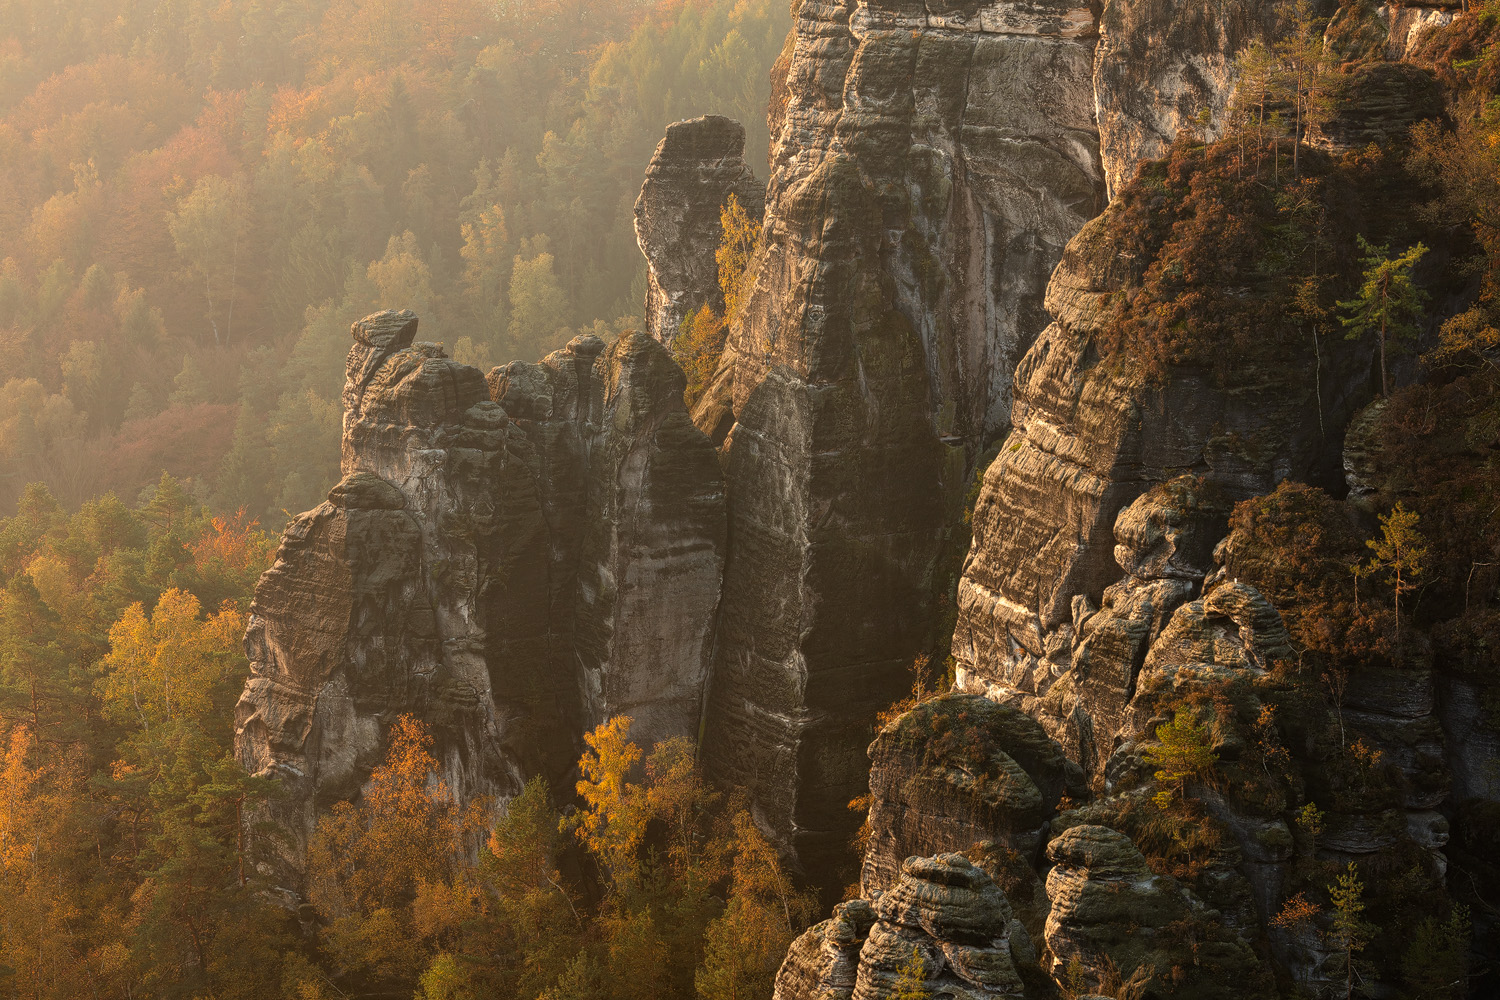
[699,0,1108,881]
[775,900,877,1000]
[236,314,725,888]
[1436,611,1500,808]
[861,694,1080,895]
[782,854,1033,1000]
[1044,825,1269,999]
[952,193,1366,759]
[1327,2,1460,63]
[634,116,766,344]
[1093,0,1281,196]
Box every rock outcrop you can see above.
[950,184,1370,757]
[861,694,1080,895]
[1094,0,1281,196]
[698,0,1110,881]
[1044,825,1270,999]
[235,313,725,885]
[634,115,765,344]
[777,854,1036,1000]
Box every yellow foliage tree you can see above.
[308,714,479,983]
[98,589,246,732]
[716,193,760,321]
[568,715,648,888]
[672,304,726,409]
[1141,707,1219,809]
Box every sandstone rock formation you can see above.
[235,313,725,886]
[777,854,1036,1000]
[861,694,1080,895]
[950,193,1368,758]
[1094,0,1282,196]
[774,900,876,1000]
[1044,825,1270,999]
[634,115,765,344]
[610,0,1299,879]
[697,0,1110,881]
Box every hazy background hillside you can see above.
[0,0,790,520]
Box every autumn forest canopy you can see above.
[0,0,790,520]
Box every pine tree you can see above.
[1328,862,1376,1000]
[1141,708,1219,809]
[1338,237,1430,396]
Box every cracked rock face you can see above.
[634,115,766,344]
[698,0,1109,884]
[861,694,1081,895]
[1044,825,1269,999]
[1094,0,1282,196]
[235,313,724,887]
[778,854,1034,1000]
[950,191,1369,762]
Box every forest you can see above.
[4,0,1500,998]
[0,1,805,996]
[0,0,789,520]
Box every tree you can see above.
[1402,906,1470,999]
[716,193,759,321]
[893,945,931,1000]
[695,810,813,1000]
[1273,0,1334,179]
[567,715,647,889]
[482,776,582,998]
[672,305,725,409]
[1141,707,1218,809]
[459,201,512,340]
[508,250,570,359]
[167,174,253,347]
[1338,237,1430,396]
[368,231,435,322]
[97,588,246,733]
[1365,502,1427,656]
[308,715,477,984]
[1327,862,1376,1000]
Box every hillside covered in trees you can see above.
[0,0,789,519]
[5,0,1500,998]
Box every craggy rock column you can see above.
[697,0,1106,883]
[236,314,725,888]
[633,115,765,345]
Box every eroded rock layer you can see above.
[950,203,1368,750]
[861,694,1081,895]
[698,0,1110,881]
[235,313,725,884]
[777,854,1036,1000]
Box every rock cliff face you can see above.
[776,854,1036,1000]
[949,201,1367,757]
[695,0,1112,879]
[614,0,1298,877]
[235,313,724,884]
[1093,0,1282,196]
[1044,825,1269,999]
[860,694,1080,895]
[634,116,766,344]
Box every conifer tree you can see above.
[1338,237,1430,396]
[1365,502,1427,655]
[1328,862,1376,1000]
[1141,708,1218,809]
